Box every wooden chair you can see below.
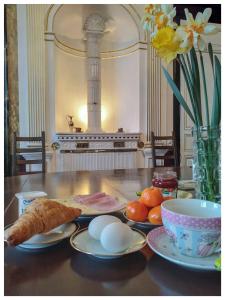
[151,131,178,168]
[13,131,46,175]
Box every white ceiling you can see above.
[53,4,140,52]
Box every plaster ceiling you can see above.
[53,4,140,52]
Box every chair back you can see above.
[13,131,46,175]
[151,131,178,168]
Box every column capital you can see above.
[84,13,105,34]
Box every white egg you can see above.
[88,215,121,240]
[100,222,133,253]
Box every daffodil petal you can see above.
[202,8,212,23]
[161,4,171,14]
[198,37,206,51]
[204,24,219,34]
[169,8,177,19]
[196,12,203,24]
[185,8,194,23]
[180,38,190,48]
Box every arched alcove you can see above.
[45,4,148,137]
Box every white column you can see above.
[84,14,105,133]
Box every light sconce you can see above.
[78,105,107,125]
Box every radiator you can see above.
[55,151,138,171]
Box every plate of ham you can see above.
[54,192,128,216]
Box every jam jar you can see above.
[152,171,178,198]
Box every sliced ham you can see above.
[89,196,124,212]
[74,192,106,204]
[73,192,124,212]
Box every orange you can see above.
[148,205,162,225]
[139,187,163,208]
[126,200,149,222]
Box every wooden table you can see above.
[4,168,221,296]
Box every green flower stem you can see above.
[199,51,210,127]
[190,48,203,126]
[194,127,220,202]
[185,53,192,75]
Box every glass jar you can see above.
[192,126,221,203]
[152,171,178,198]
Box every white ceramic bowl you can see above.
[161,199,221,257]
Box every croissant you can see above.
[6,198,81,246]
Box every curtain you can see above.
[4,5,19,177]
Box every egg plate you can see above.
[70,227,146,259]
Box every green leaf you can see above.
[178,55,198,125]
[136,191,142,197]
[212,56,221,126]
[215,56,221,99]
[199,51,210,127]
[211,56,221,127]
[190,48,202,125]
[185,53,192,75]
[208,43,214,72]
[162,67,195,124]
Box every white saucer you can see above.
[147,226,219,271]
[70,227,146,259]
[123,212,158,228]
[5,223,78,249]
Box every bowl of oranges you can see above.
[124,187,173,227]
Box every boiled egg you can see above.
[88,215,121,240]
[100,222,133,253]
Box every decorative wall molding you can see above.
[45,4,145,42]
[53,35,148,59]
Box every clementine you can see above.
[148,205,162,225]
[139,187,163,208]
[126,200,149,222]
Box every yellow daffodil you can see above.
[152,27,186,63]
[178,8,220,51]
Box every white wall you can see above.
[55,48,87,132]
[101,52,140,133]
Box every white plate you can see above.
[70,227,146,259]
[123,212,158,228]
[147,226,219,271]
[54,196,128,216]
[5,222,78,249]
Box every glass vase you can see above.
[192,126,221,203]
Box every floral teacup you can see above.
[161,199,221,257]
